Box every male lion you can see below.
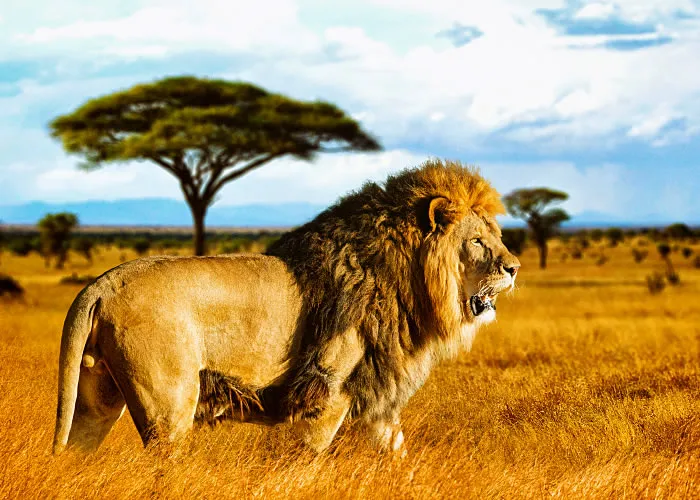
[53,159,520,455]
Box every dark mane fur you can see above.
[263,159,504,422]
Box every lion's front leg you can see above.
[365,415,406,456]
[295,394,350,452]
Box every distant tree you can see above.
[665,223,693,240]
[605,227,624,247]
[49,76,381,256]
[500,228,528,256]
[504,188,570,269]
[72,237,95,263]
[131,238,152,256]
[657,243,680,285]
[38,213,78,269]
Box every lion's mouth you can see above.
[469,294,496,317]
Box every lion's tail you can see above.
[52,285,101,455]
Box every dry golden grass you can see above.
[1,243,699,499]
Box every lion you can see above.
[53,159,520,455]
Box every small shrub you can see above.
[131,238,151,256]
[589,229,603,242]
[632,248,648,263]
[646,272,665,295]
[596,254,608,266]
[657,243,671,259]
[666,270,681,286]
[570,247,583,260]
[605,228,624,247]
[0,273,24,299]
[694,256,700,269]
[681,247,693,259]
[7,239,35,257]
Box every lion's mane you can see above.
[265,159,505,422]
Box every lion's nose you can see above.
[503,265,519,277]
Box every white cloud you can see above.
[6,0,700,150]
[627,112,676,138]
[574,3,617,20]
[13,0,319,58]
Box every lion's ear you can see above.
[426,196,455,233]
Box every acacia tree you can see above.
[49,76,381,255]
[504,188,570,269]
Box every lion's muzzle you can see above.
[470,295,495,317]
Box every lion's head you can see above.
[379,159,520,346]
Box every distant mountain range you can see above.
[0,199,325,228]
[0,199,695,229]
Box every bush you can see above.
[646,272,665,295]
[596,254,608,266]
[0,273,24,299]
[7,239,35,257]
[570,247,583,260]
[657,243,671,259]
[694,256,700,269]
[589,229,604,242]
[681,247,693,259]
[605,228,624,247]
[131,238,151,256]
[632,248,648,264]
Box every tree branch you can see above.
[205,153,281,203]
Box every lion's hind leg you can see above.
[66,361,126,452]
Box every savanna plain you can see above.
[0,237,698,499]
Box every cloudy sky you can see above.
[1,0,699,223]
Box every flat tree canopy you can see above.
[49,76,381,255]
[504,188,570,269]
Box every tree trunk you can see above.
[190,203,208,256]
[538,240,548,269]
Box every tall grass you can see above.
[0,244,698,498]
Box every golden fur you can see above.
[53,159,520,455]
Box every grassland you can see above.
[0,240,698,499]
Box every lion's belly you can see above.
[200,299,303,387]
[99,254,304,389]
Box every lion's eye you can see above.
[471,238,483,247]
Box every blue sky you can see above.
[1,0,700,224]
